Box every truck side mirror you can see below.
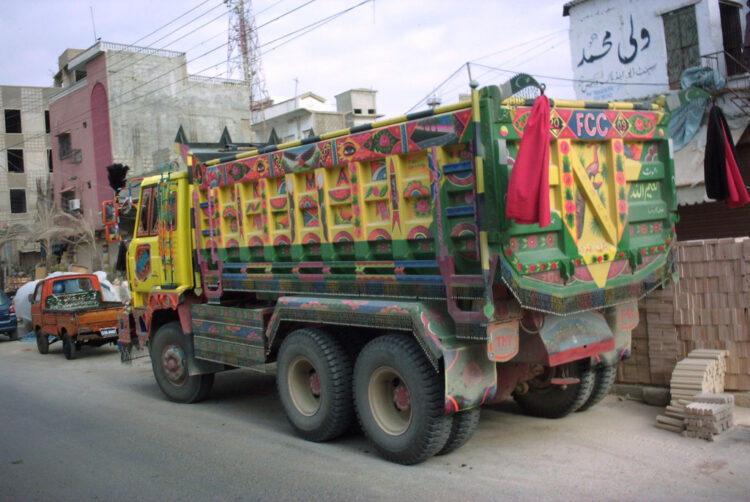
[102,200,118,225]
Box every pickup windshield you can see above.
[51,277,94,295]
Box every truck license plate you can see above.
[100,328,117,336]
[487,320,519,362]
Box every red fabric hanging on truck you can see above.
[705,103,750,209]
[505,94,551,228]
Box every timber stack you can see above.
[655,349,730,434]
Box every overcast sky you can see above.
[1,0,574,117]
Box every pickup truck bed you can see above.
[31,275,124,360]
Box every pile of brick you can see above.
[618,237,750,392]
[655,349,729,434]
[673,238,750,391]
[683,394,735,441]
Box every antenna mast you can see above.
[226,0,270,139]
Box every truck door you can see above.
[128,184,162,307]
[40,282,58,335]
[128,176,193,309]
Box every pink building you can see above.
[50,48,113,231]
[49,42,256,241]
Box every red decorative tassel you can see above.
[505,95,551,228]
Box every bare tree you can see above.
[0,180,102,271]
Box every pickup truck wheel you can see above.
[353,334,451,465]
[36,330,49,355]
[151,321,214,403]
[436,407,481,456]
[577,363,618,412]
[277,328,353,442]
[62,333,77,360]
[513,360,595,418]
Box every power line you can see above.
[471,62,668,86]
[406,64,466,113]
[0,0,372,155]
[473,29,568,63]
[105,2,228,75]
[129,0,213,47]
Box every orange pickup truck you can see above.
[30,274,124,360]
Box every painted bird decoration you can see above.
[575,143,604,239]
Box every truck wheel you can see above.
[151,321,214,403]
[353,334,450,465]
[277,328,353,442]
[36,330,49,355]
[62,333,77,360]
[436,407,481,456]
[513,360,595,418]
[577,363,618,412]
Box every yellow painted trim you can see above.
[571,161,617,244]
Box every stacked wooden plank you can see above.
[655,349,729,433]
[683,394,735,441]
[669,349,728,401]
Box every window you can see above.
[137,186,155,237]
[354,108,362,114]
[368,108,375,114]
[45,110,50,133]
[10,189,26,213]
[4,109,21,133]
[7,149,24,173]
[33,284,42,304]
[48,149,53,172]
[662,5,699,89]
[58,133,71,159]
[719,1,743,75]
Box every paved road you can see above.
[1,335,749,502]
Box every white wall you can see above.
[567,0,744,101]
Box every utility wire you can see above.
[105,2,228,75]
[406,64,466,113]
[471,62,667,86]
[0,0,370,154]
[129,0,213,47]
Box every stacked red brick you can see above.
[618,237,750,391]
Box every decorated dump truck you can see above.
[119,76,677,464]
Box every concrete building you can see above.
[50,41,256,242]
[0,85,57,273]
[252,89,380,143]
[564,0,750,239]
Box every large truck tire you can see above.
[513,360,595,418]
[277,328,354,442]
[577,363,618,412]
[36,330,49,355]
[151,321,214,403]
[62,333,77,360]
[353,334,451,465]
[436,407,481,456]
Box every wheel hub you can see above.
[288,356,321,417]
[369,367,412,436]
[162,345,187,386]
[392,381,411,412]
[309,371,321,397]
